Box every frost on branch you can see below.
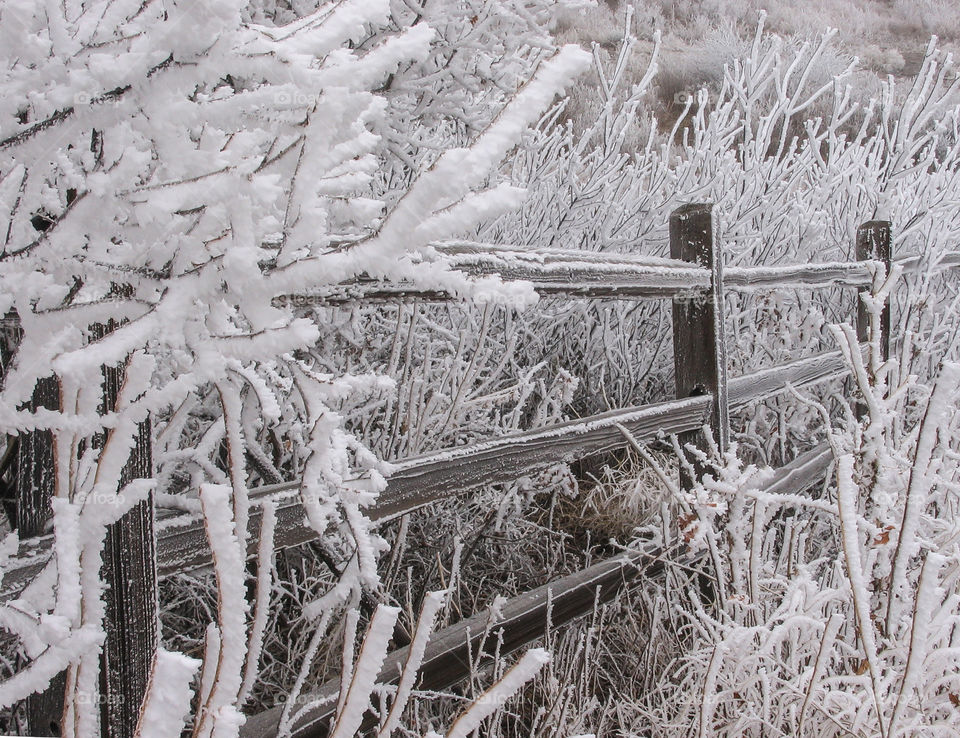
[0,0,588,734]
[635,274,960,735]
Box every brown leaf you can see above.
[855,659,869,675]
[950,693,960,708]
[679,514,698,544]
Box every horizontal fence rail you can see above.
[240,442,835,738]
[275,242,960,305]
[0,350,849,602]
[278,244,711,304]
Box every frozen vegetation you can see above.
[1,0,960,736]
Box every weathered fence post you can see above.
[1,313,157,737]
[670,203,729,483]
[856,220,893,362]
[0,312,66,737]
[92,320,158,738]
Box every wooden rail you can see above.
[275,242,960,306]
[277,245,710,305]
[239,443,834,738]
[0,351,848,603]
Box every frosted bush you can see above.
[626,275,960,735]
[0,0,590,734]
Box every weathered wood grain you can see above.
[763,444,833,497]
[728,350,848,407]
[274,239,960,309]
[434,242,712,298]
[13,325,64,738]
[94,321,158,738]
[241,549,654,738]
[896,251,960,275]
[724,262,875,290]
[375,395,711,521]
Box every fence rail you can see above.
[0,206,911,737]
[0,350,848,603]
[278,239,960,306]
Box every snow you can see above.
[835,453,884,728]
[328,605,400,738]
[238,500,276,707]
[196,483,250,738]
[378,590,446,738]
[136,649,202,738]
[443,649,550,738]
[888,363,960,626]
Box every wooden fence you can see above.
[3,202,953,737]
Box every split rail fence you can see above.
[2,202,949,737]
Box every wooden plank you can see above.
[4,310,66,737]
[433,242,711,298]
[895,251,960,275]
[727,349,848,407]
[724,253,960,290]
[16,375,58,538]
[763,444,833,496]
[274,242,960,308]
[93,321,158,738]
[0,349,852,603]
[375,396,710,521]
[724,261,874,290]
[670,203,729,470]
[240,443,835,738]
[278,245,710,305]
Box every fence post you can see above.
[856,220,893,362]
[92,320,158,738]
[670,203,729,482]
[0,312,66,737]
[2,313,157,737]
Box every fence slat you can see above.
[282,246,710,305]
[240,551,655,738]
[726,349,847,405]
[0,312,66,737]
[724,261,874,290]
[275,241,960,307]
